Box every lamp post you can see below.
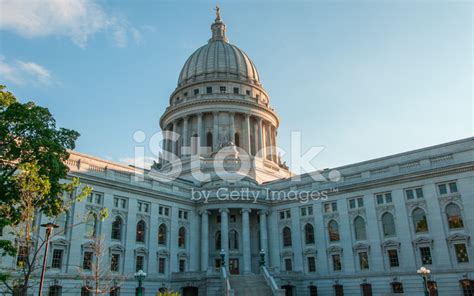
[38,223,59,296]
[134,270,147,296]
[259,249,265,267]
[220,249,226,268]
[417,266,431,296]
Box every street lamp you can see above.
[259,249,265,267]
[134,270,147,296]
[220,249,226,268]
[417,266,431,296]
[38,222,59,296]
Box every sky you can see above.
[0,0,472,171]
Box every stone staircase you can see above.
[229,274,273,296]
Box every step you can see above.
[229,275,273,296]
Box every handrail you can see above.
[220,267,234,296]
[261,266,285,296]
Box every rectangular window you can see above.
[137,201,149,213]
[159,206,169,216]
[308,206,313,215]
[388,250,399,267]
[158,258,166,274]
[220,86,226,93]
[114,197,127,208]
[332,254,341,271]
[359,252,369,270]
[183,92,188,97]
[284,258,292,271]
[301,207,307,216]
[449,182,458,193]
[121,199,126,209]
[438,184,447,195]
[136,255,144,272]
[415,188,424,198]
[391,282,404,293]
[114,197,119,207]
[376,192,392,204]
[88,192,103,205]
[438,181,458,195]
[308,256,316,272]
[349,199,356,209]
[279,211,285,220]
[111,254,120,272]
[246,90,251,95]
[376,194,384,204]
[83,251,93,270]
[334,284,344,296]
[51,249,63,269]
[420,247,432,265]
[406,187,424,200]
[324,202,337,213]
[194,89,199,95]
[233,87,239,94]
[206,87,212,94]
[286,210,291,218]
[230,214,237,222]
[455,243,469,263]
[179,259,186,272]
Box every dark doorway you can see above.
[281,285,295,296]
[229,258,239,274]
[182,286,198,296]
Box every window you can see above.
[446,203,464,229]
[110,287,120,296]
[307,256,316,272]
[420,247,432,265]
[233,87,239,94]
[391,282,404,293]
[282,227,292,247]
[427,281,438,296]
[158,206,170,216]
[178,209,189,220]
[234,133,240,147]
[284,258,292,271]
[206,86,212,94]
[51,249,63,269]
[455,243,469,263]
[279,210,291,220]
[305,224,315,244]
[16,246,28,267]
[158,224,167,245]
[361,283,372,296]
[334,284,344,296]
[85,212,97,237]
[48,285,62,296]
[137,201,149,213]
[382,212,396,237]
[111,254,120,272]
[359,252,369,270]
[194,89,199,95]
[158,258,166,274]
[413,208,429,232]
[206,131,213,148]
[354,216,367,240]
[178,227,186,248]
[136,220,145,243]
[349,197,364,209]
[309,285,318,296]
[460,280,474,296]
[438,181,458,195]
[332,254,342,271]
[111,217,122,240]
[324,202,337,213]
[405,187,424,200]
[83,251,93,270]
[300,206,313,216]
[183,92,188,97]
[376,192,392,204]
[87,192,103,205]
[245,90,251,95]
[179,259,186,272]
[113,197,127,209]
[328,220,340,242]
[220,86,226,93]
[136,255,144,272]
[81,287,91,296]
[215,231,221,250]
[388,250,399,267]
[229,230,238,250]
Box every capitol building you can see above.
[1,9,473,296]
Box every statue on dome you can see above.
[215,5,221,21]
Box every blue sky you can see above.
[0,0,472,170]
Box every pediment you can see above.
[447,233,470,243]
[381,239,400,249]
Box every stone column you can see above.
[172,121,178,158]
[182,116,189,156]
[253,120,258,156]
[241,208,251,274]
[268,124,274,161]
[197,113,203,150]
[219,208,229,268]
[229,112,235,145]
[259,210,269,265]
[257,118,264,158]
[213,112,219,151]
[272,126,277,162]
[243,114,251,155]
[200,210,209,271]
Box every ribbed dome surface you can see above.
[177,40,261,88]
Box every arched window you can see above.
[234,133,240,147]
[328,220,340,242]
[413,208,429,233]
[305,224,315,244]
[382,212,396,237]
[111,217,122,240]
[229,230,238,250]
[136,220,145,243]
[56,211,68,235]
[158,224,167,245]
[178,227,186,248]
[206,132,213,150]
[283,227,292,247]
[85,212,97,238]
[446,203,464,229]
[354,216,367,241]
[215,231,221,250]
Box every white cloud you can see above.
[0,57,53,86]
[0,0,140,47]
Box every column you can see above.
[259,210,269,265]
[272,126,277,162]
[213,112,219,151]
[243,114,251,155]
[197,113,203,149]
[220,208,229,268]
[229,112,235,144]
[257,118,264,158]
[182,116,189,156]
[200,210,209,271]
[172,121,178,158]
[241,208,251,274]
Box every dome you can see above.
[177,10,261,88]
